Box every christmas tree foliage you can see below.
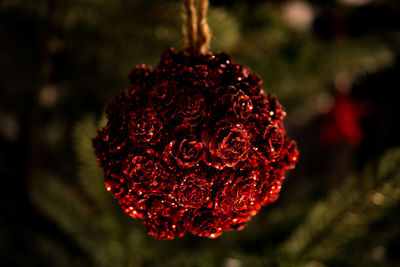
[31,114,400,266]
[1,0,400,266]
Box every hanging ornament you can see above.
[93,0,298,239]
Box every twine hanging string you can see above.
[184,0,197,51]
[184,0,211,54]
[196,0,211,54]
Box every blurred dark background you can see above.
[1,0,400,266]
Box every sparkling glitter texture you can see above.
[93,48,298,239]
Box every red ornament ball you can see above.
[93,48,298,239]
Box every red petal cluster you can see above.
[93,48,298,239]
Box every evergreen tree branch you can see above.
[279,148,400,263]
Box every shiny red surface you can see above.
[93,48,298,239]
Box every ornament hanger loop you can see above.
[184,0,211,54]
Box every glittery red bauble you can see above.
[93,48,298,239]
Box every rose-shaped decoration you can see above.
[122,155,156,184]
[216,170,260,216]
[282,139,299,169]
[261,124,285,160]
[163,134,203,168]
[175,173,212,209]
[127,109,162,145]
[181,64,211,87]
[104,172,126,197]
[187,211,228,238]
[149,80,178,108]
[144,197,186,239]
[232,90,254,119]
[209,120,251,168]
[118,191,148,219]
[260,170,285,205]
[267,94,286,124]
[128,64,153,98]
[145,216,185,240]
[176,93,207,126]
